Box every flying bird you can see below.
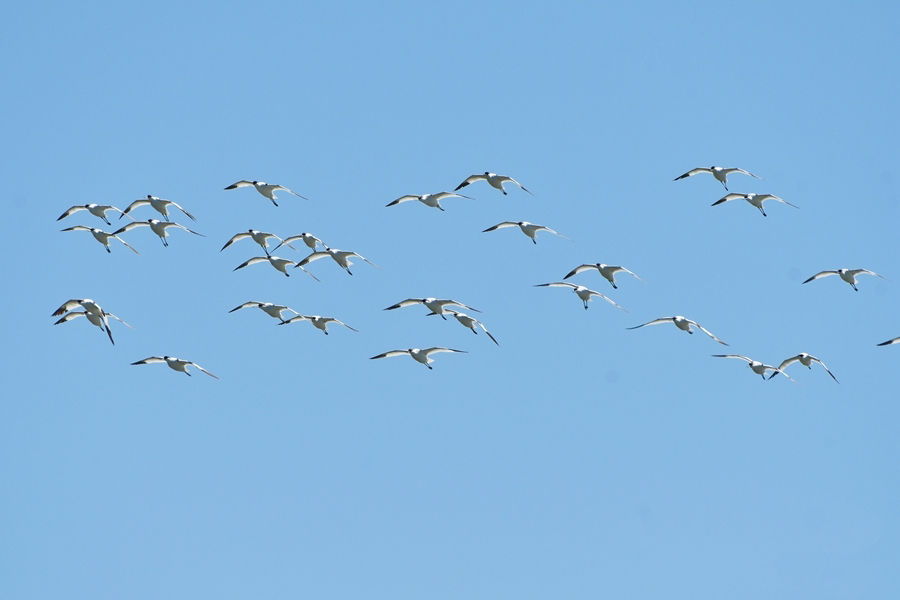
[454,172,533,196]
[370,347,466,370]
[674,166,761,190]
[233,255,320,280]
[767,353,838,383]
[712,354,797,383]
[445,310,498,345]
[534,282,627,311]
[563,263,644,289]
[712,193,798,217]
[386,192,473,211]
[627,316,727,345]
[229,301,300,323]
[297,247,379,276]
[131,356,219,379]
[384,298,481,320]
[278,315,359,334]
[57,204,132,226]
[61,226,140,254]
[802,268,886,291]
[221,230,290,255]
[114,220,203,247]
[483,221,571,244]
[54,309,133,345]
[121,195,196,221]
[224,180,307,206]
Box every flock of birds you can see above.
[53,169,899,378]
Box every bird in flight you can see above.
[370,347,466,370]
[627,316,727,345]
[233,255,320,280]
[563,263,644,289]
[386,192,473,211]
[674,166,761,190]
[229,301,300,324]
[114,219,204,247]
[121,195,196,222]
[767,353,838,383]
[535,282,627,311]
[221,230,290,255]
[712,354,797,383]
[131,356,219,379]
[802,268,886,291]
[454,172,532,196]
[278,315,359,335]
[384,298,480,320]
[57,204,132,226]
[483,221,571,244]
[61,226,140,254]
[712,193,798,217]
[224,180,307,206]
[445,310,499,345]
[297,248,379,276]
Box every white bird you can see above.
[454,172,533,196]
[877,336,900,347]
[278,315,359,334]
[131,356,219,379]
[57,204,132,226]
[54,309,133,345]
[446,310,498,345]
[802,268,886,291]
[297,247,379,276]
[233,256,320,280]
[627,316,727,345]
[121,195,196,221]
[229,301,300,323]
[386,191,474,211]
[274,232,323,252]
[221,230,289,255]
[61,225,140,254]
[52,298,103,317]
[384,298,481,320]
[483,221,571,244]
[224,180,307,206]
[674,166,761,190]
[712,354,797,383]
[114,219,203,247]
[534,282,627,311]
[712,193,798,217]
[370,347,466,370]
[767,353,838,383]
[563,263,644,289]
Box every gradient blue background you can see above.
[3,1,898,597]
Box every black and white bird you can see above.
[114,220,203,247]
[224,180,307,206]
[61,226,139,254]
[712,354,797,383]
[233,255,320,280]
[802,268,887,291]
[627,316,727,345]
[445,310,498,345]
[54,309,133,345]
[767,353,838,383]
[370,347,466,370]
[454,172,533,196]
[131,356,219,379]
[384,298,481,320]
[563,263,644,289]
[712,193,798,217]
[877,336,900,347]
[221,230,290,255]
[229,301,300,323]
[674,166,761,190]
[483,221,571,244]
[535,282,627,311]
[52,298,104,318]
[274,233,324,252]
[297,248,379,276]
[121,195,196,221]
[386,192,473,211]
[57,204,132,226]
[278,315,359,334]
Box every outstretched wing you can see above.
[802,270,839,284]
[483,221,520,232]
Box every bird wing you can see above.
[56,205,88,220]
[688,321,728,345]
[114,235,140,254]
[626,317,675,330]
[776,355,802,371]
[298,251,330,267]
[371,350,410,360]
[132,356,166,365]
[877,336,900,346]
[423,347,467,356]
[454,173,487,191]
[274,185,308,200]
[113,221,150,234]
[849,269,886,279]
[121,198,151,216]
[444,300,480,313]
[233,256,269,270]
[674,167,711,180]
[53,299,90,316]
[563,264,598,279]
[483,221,519,232]
[802,270,839,283]
[590,292,628,312]
[499,176,533,195]
[535,282,577,289]
[387,195,421,207]
[104,312,134,329]
[352,253,380,269]
[229,301,263,312]
[537,226,571,241]
[762,195,799,209]
[729,168,762,179]
[712,354,753,363]
[384,299,425,310]
[54,311,87,324]
[167,201,196,221]
[712,193,746,206]
[614,266,645,282]
[221,232,251,251]
[170,223,204,236]
[224,180,254,190]
[333,319,359,332]
[60,225,93,232]
[479,323,499,346]
[189,362,220,379]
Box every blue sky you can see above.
[3,1,899,598]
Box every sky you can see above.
[2,1,899,598]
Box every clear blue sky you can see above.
[3,1,898,598]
